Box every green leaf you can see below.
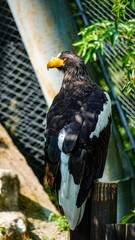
[93,52,97,61]
[43,236,48,240]
[1,230,6,236]
[78,24,91,35]
[82,46,87,57]
[111,31,119,47]
[126,18,135,23]
[104,27,115,36]
[48,212,55,222]
[99,43,104,55]
[88,43,96,48]
[76,46,84,56]
[120,212,135,224]
[83,50,91,64]
[115,17,119,30]
[120,7,126,19]
[126,87,132,96]
[119,23,130,32]
[131,51,135,55]
[72,40,84,46]
[130,0,135,11]
[122,54,130,65]
[112,3,119,12]
[83,28,96,39]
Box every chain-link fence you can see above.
[81,0,135,128]
[73,0,135,162]
[0,0,47,183]
[82,0,135,127]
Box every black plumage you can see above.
[45,51,111,210]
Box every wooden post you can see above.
[106,224,125,240]
[70,181,117,240]
[126,224,135,240]
[105,224,135,240]
[90,181,117,240]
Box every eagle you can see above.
[45,51,111,230]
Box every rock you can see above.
[0,211,27,240]
[0,124,64,239]
[0,169,27,239]
[0,124,59,217]
[0,169,19,211]
[29,219,70,240]
[0,125,69,239]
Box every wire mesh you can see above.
[0,0,47,183]
[81,0,135,128]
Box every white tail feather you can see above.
[58,152,87,230]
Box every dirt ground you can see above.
[0,124,69,240]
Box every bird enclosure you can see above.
[0,2,135,238]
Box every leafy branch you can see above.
[48,213,69,231]
[73,0,135,96]
[112,0,130,29]
[73,19,135,61]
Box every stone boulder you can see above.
[0,169,19,211]
[0,124,70,239]
[0,123,58,217]
[0,169,27,239]
[0,211,27,240]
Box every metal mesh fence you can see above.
[0,0,47,183]
[81,0,135,128]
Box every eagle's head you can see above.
[47,51,86,74]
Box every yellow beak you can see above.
[47,56,65,70]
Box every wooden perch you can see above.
[106,223,135,240]
[70,181,118,240]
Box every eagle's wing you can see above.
[61,87,111,207]
[45,90,66,191]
